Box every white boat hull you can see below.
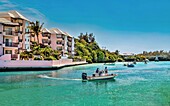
[83,74,117,81]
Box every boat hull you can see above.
[82,74,117,81]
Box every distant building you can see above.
[50,28,73,57]
[39,28,51,46]
[121,53,135,57]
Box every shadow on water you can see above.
[82,79,116,89]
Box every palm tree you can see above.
[29,21,44,43]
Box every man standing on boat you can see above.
[96,68,99,73]
[104,67,108,75]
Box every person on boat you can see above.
[96,68,99,73]
[99,70,103,76]
[104,67,108,75]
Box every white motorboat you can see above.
[82,73,117,81]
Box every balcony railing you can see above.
[57,37,64,40]
[48,40,51,45]
[67,37,72,41]
[4,30,18,36]
[67,47,72,52]
[48,36,51,39]
[67,42,72,47]
[4,42,18,47]
[42,33,49,37]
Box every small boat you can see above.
[123,63,127,66]
[127,64,134,67]
[104,63,115,65]
[155,56,159,62]
[82,73,117,81]
[144,59,149,64]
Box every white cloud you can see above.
[0,0,47,24]
[0,0,17,10]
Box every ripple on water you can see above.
[116,76,147,86]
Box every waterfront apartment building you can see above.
[0,11,30,60]
[31,27,74,56]
[0,10,74,60]
[50,28,73,56]
[30,28,51,46]
[40,28,51,46]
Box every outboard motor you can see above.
[82,73,87,80]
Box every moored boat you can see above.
[127,64,134,67]
[82,73,117,81]
[104,63,115,65]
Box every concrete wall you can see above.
[52,59,72,66]
[0,59,86,68]
[0,60,52,67]
[0,54,11,60]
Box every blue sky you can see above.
[0,0,170,53]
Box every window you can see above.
[5,50,12,54]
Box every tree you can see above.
[28,21,44,43]
[97,51,105,62]
[115,50,120,55]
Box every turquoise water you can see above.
[0,62,170,106]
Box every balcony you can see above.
[48,36,51,39]
[57,37,64,41]
[67,42,72,47]
[19,39,22,42]
[3,30,18,36]
[48,40,51,45]
[67,47,72,52]
[42,39,50,45]
[56,43,63,47]
[42,33,48,37]
[67,37,72,41]
[4,42,18,47]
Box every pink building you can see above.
[0,10,75,60]
[50,28,73,56]
[0,11,31,60]
[39,28,51,46]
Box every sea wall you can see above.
[0,59,87,71]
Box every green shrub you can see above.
[34,57,42,60]
[44,56,56,60]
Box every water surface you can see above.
[0,62,170,106]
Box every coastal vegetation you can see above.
[73,33,121,63]
[73,33,170,62]
[20,42,60,60]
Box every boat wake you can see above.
[38,75,81,81]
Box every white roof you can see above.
[0,18,19,25]
[0,10,29,21]
[9,11,29,21]
[121,53,135,56]
[0,12,14,17]
[63,32,72,37]
[50,28,65,35]
[42,28,51,33]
